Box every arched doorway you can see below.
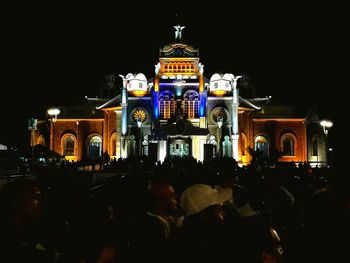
[88,136,102,159]
[254,135,269,159]
[222,135,232,157]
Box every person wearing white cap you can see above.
[173,184,233,262]
[180,183,232,218]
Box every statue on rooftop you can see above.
[174,25,185,40]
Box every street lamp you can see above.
[47,108,61,123]
[28,118,38,171]
[320,120,333,135]
[320,120,333,167]
[136,117,142,128]
[47,108,60,153]
[136,116,143,156]
[216,116,223,157]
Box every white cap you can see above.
[180,184,232,216]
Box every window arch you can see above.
[37,135,46,147]
[142,134,149,156]
[240,132,247,157]
[281,133,296,156]
[207,135,217,157]
[207,134,217,145]
[127,135,136,156]
[312,134,318,156]
[87,135,102,159]
[62,134,77,156]
[222,135,232,157]
[110,132,117,157]
[183,90,199,119]
[254,135,269,159]
[159,90,175,119]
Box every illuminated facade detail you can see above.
[38,135,45,146]
[88,135,102,159]
[222,135,232,157]
[159,90,175,119]
[240,133,248,164]
[126,73,148,97]
[281,133,296,156]
[127,135,136,156]
[254,135,269,160]
[32,25,329,166]
[110,132,117,158]
[133,109,147,123]
[183,90,199,119]
[62,134,76,157]
[209,73,232,96]
[174,25,185,40]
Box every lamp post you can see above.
[28,118,37,171]
[216,116,223,157]
[47,108,60,154]
[137,117,143,156]
[320,120,333,167]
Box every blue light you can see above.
[199,93,206,117]
[153,91,159,119]
[122,108,127,135]
[154,106,159,118]
[176,88,182,96]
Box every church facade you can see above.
[32,26,328,166]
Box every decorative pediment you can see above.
[160,43,199,58]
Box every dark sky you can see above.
[1,3,347,158]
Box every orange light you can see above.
[65,156,78,162]
[130,90,147,96]
[199,75,204,92]
[154,76,159,92]
[211,90,228,96]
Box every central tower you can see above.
[153,25,206,124]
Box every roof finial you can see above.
[174,25,185,40]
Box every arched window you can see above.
[88,135,102,159]
[254,135,269,159]
[127,135,136,156]
[37,135,45,147]
[142,135,149,156]
[110,132,117,157]
[312,134,318,156]
[207,135,217,157]
[62,134,76,156]
[222,135,232,157]
[183,98,188,116]
[281,133,296,156]
[240,133,247,157]
[159,97,164,117]
[159,91,175,119]
[183,90,199,119]
[170,98,176,116]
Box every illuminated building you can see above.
[32,25,330,166]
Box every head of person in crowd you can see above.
[0,178,44,262]
[180,183,232,226]
[240,217,284,263]
[0,178,43,227]
[147,178,179,220]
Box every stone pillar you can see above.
[231,75,241,161]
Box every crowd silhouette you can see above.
[0,156,349,262]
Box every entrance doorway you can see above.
[169,139,190,157]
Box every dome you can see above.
[126,73,148,97]
[208,73,232,96]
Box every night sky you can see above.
[1,3,347,160]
